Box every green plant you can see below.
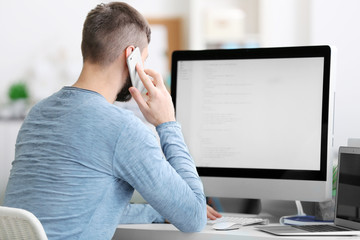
[8,82,29,101]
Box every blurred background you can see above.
[1,0,360,206]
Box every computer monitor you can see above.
[171,45,336,202]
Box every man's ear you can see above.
[125,45,136,58]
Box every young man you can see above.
[4,2,220,239]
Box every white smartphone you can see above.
[126,47,146,94]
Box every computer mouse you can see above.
[212,222,241,231]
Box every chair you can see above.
[0,206,48,240]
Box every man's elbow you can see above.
[181,221,206,233]
[177,211,207,233]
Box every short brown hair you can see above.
[81,2,151,66]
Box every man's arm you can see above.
[118,202,222,224]
[113,119,206,232]
[114,66,207,232]
[118,204,165,224]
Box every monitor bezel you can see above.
[171,45,332,181]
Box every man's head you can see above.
[81,2,151,101]
[82,2,150,66]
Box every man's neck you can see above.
[73,62,124,103]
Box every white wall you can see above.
[310,0,360,152]
[259,0,310,47]
[0,0,92,103]
[0,0,188,104]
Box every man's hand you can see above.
[207,205,222,220]
[130,64,175,126]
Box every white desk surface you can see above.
[113,223,360,240]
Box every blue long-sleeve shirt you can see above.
[4,87,207,239]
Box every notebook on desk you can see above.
[258,146,360,236]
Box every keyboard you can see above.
[292,225,350,232]
[208,216,269,226]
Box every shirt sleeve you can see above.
[118,204,165,224]
[112,121,207,232]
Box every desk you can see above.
[113,224,359,240]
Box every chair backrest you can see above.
[0,206,48,240]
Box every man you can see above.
[4,2,220,239]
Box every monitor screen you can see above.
[336,147,360,228]
[171,46,336,201]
